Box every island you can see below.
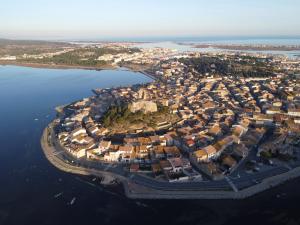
[39,43,300,199]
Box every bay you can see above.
[0,65,300,225]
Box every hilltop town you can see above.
[42,44,300,198]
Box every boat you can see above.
[54,192,63,198]
[70,197,76,205]
[136,201,148,207]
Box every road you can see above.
[45,122,295,194]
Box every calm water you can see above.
[77,36,300,45]
[0,65,300,225]
[135,37,300,59]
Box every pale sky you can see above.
[1,0,300,40]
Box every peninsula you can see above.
[41,43,300,199]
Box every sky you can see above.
[0,0,300,40]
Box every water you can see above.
[134,37,300,59]
[72,36,300,45]
[0,65,300,225]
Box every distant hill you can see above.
[0,38,74,57]
[0,38,72,46]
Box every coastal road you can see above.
[46,124,293,194]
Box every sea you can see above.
[0,44,300,225]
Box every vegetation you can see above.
[17,47,141,67]
[179,56,276,78]
[0,39,73,56]
[260,151,272,159]
[102,104,176,130]
[179,57,230,75]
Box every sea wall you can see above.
[41,124,300,200]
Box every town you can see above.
[47,46,300,191]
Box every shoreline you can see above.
[176,43,300,51]
[41,123,300,200]
[0,61,117,71]
[0,61,158,81]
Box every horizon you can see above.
[2,35,300,42]
[1,0,300,40]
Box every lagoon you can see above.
[0,65,300,225]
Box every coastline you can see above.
[183,43,300,51]
[41,125,126,185]
[0,61,117,71]
[0,61,159,83]
[41,122,300,200]
[0,61,158,81]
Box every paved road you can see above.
[47,123,293,193]
[230,167,289,190]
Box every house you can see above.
[213,135,237,153]
[130,163,140,172]
[151,163,162,175]
[86,149,102,160]
[204,145,217,159]
[97,127,109,135]
[253,113,274,125]
[159,160,173,171]
[208,124,222,137]
[168,157,184,173]
[87,125,99,135]
[221,155,237,170]
[94,140,111,153]
[118,145,134,155]
[266,107,281,115]
[164,132,176,146]
[192,149,208,162]
[71,127,86,137]
[71,134,91,145]
[58,132,69,142]
[181,157,192,170]
[163,146,181,158]
[232,124,248,137]
[137,137,152,146]
[185,139,195,148]
[104,149,120,162]
[288,109,300,117]
[159,136,167,146]
[135,145,149,158]
[69,145,86,158]
[153,146,165,159]
[202,101,216,110]
[84,140,97,150]
[233,143,249,158]
[149,135,160,144]
[124,137,139,145]
[205,162,220,177]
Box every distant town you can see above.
[23,40,300,199]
